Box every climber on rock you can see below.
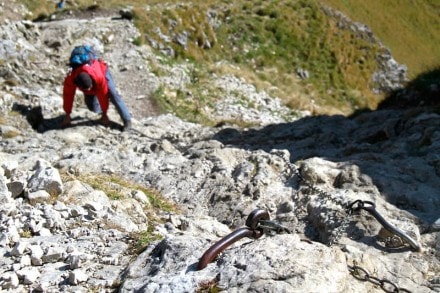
[60,45,132,131]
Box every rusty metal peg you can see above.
[197,227,262,270]
[197,209,269,270]
[245,208,270,230]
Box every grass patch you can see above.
[131,221,164,254]
[19,230,32,238]
[197,278,222,293]
[1,114,22,139]
[62,172,176,212]
[61,172,177,254]
[2,130,21,139]
[20,0,52,19]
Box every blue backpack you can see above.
[69,45,98,68]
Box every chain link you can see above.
[328,208,352,246]
[257,219,292,235]
[349,265,412,293]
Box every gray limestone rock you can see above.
[0,170,13,204]
[0,6,437,293]
[10,241,28,257]
[27,159,63,197]
[68,269,88,285]
[0,271,19,290]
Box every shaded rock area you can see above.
[0,3,439,293]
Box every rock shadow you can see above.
[12,103,123,132]
[377,67,440,110]
[211,68,440,233]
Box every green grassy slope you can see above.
[320,0,440,79]
[19,0,440,117]
[129,0,387,114]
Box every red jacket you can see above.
[63,59,109,115]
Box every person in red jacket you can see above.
[60,58,132,131]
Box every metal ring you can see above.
[245,209,270,230]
